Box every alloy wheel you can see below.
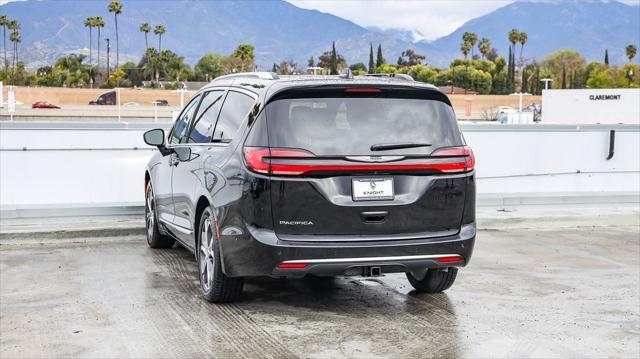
[145,185,155,243]
[199,215,215,293]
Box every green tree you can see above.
[108,0,123,67]
[478,37,491,59]
[140,22,150,51]
[376,44,385,68]
[349,62,367,75]
[154,24,166,52]
[0,16,7,69]
[368,43,375,74]
[626,44,637,62]
[195,52,223,81]
[541,49,586,89]
[376,63,398,74]
[307,56,315,68]
[397,49,425,67]
[330,41,338,75]
[232,44,255,72]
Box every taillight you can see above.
[430,146,475,173]
[243,147,313,175]
[243,146,475,176]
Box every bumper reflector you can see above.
[436,255,464,263]
[277,262,309,269]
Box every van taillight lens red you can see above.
[243,146,475,176]
[430,146,475,173]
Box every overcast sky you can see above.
[1,0,639,41]
[287,0,640,41]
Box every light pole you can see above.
[541,78,552,90]
[509,92,531,124]
[105,38,111,79]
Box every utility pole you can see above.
[105,38,111,79]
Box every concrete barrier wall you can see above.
[1,122,638,217]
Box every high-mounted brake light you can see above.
[243,146,475,176]
[345,88,381,93]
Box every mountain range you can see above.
[0,0,638,69]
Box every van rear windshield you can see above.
[265,95,462,156]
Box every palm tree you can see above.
[9,30,20,70]
[84,17,94,65]
[468,33,478,58]
[154,24,166,52]
[626,44,637,62]
[478,37,491,59]
[0,16,8,70]
[94,16,105,70]
[460,42,471,59]
[518,32,528,62]
[139,22,150,51]
[108,0,123,67]
[508,29,520,57]
[233,44,255,71]
[7,20,19,69]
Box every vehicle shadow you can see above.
[150,245,465,357]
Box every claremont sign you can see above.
[543,89,640,124]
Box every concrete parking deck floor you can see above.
[1,212,639,358]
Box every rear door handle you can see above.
[361,211,388,223]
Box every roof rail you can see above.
[365,73,414,81]
[212,72,280,82]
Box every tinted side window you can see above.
[187,90,225,143]
[213,91,255,141]
[169,94,201,144]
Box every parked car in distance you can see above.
[497,105,517,114]
[143,72,476,303]
[89,91,116,105]
[152,99,169,106]
[32,101,60,109]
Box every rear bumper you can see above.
[219,222,476,278]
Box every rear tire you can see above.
[145,182,175,249]
[406,267,458,293]
[197,206,244,303]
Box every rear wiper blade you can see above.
[370,142,432,151]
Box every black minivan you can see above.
[143,72,476,302]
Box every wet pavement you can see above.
[1,224,639,358]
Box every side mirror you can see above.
[174,147,192,162]
[143,128,165,146]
